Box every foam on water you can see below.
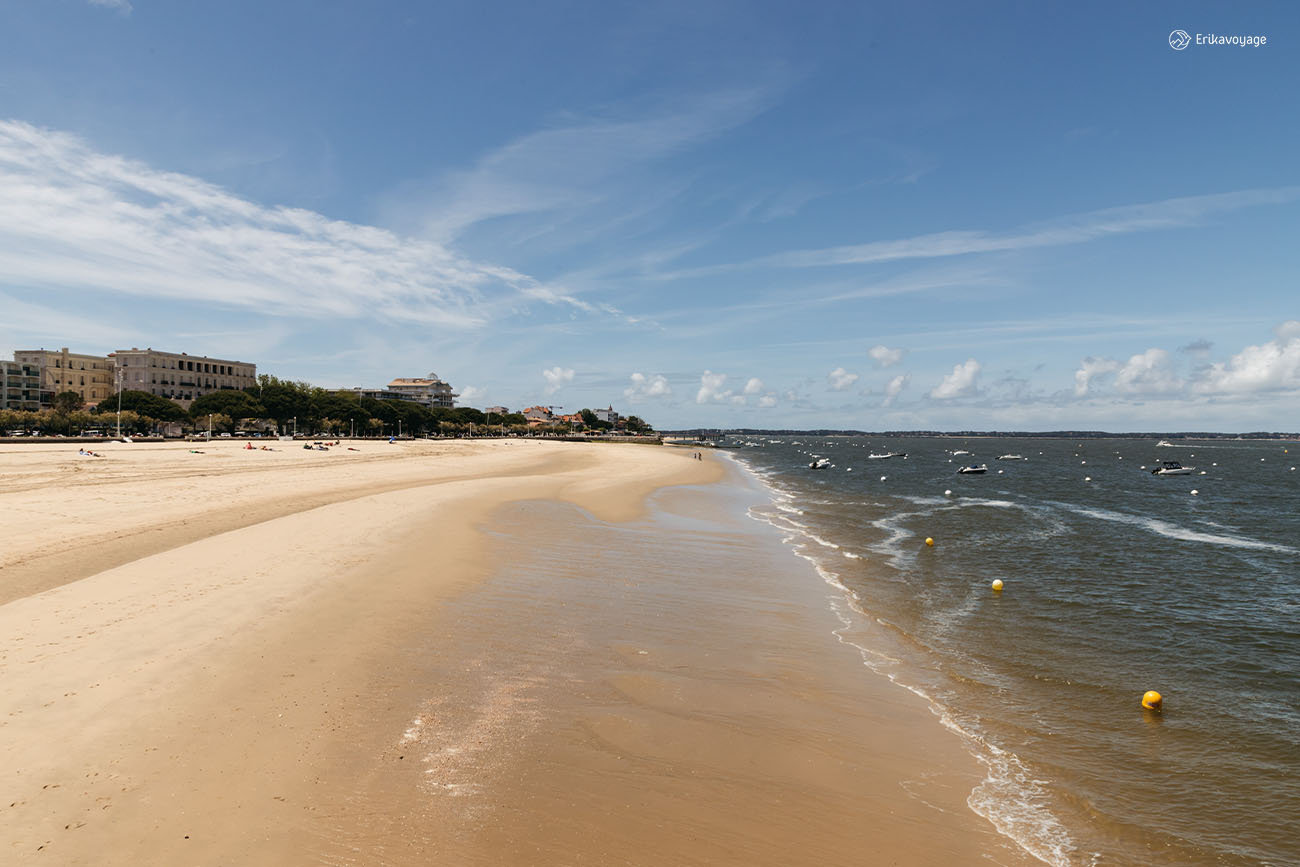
[1058,502,1297,553]
[729,450,1091,866]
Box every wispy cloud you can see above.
[666,188,1300,279]
[883,373,910,407]
[391,87,776,241]
[0,120,586,330]
[760,187,1300,269]
[88,0,132,15]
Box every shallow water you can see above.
[726,435,1300,866]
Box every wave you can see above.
[721,451,1088,866]
[1058,503,1296,554]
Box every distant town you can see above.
[0,345,652,438]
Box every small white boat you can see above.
[1152,461,1194,476]
[809,457,832,469]
[952,449,971,456]
[868,452,907,459]
[957,464,988,474]
[997,454,1026,460]
[1156,440,1175,447]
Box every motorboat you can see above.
[997,454,1026,460]
[956,464,988,474]
[868,452,907,459]
[952,449,971,456]
[1152,461,1194,475]
[809,457,832,469]
[1156,440,1175,447]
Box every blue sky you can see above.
[1,1,1298,431]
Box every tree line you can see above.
[1,375,651,437]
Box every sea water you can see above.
[726,436,1299,866]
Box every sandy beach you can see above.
[1,438,1033,865]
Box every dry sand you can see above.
[0,438,1034,865]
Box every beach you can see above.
[1,438,1034,865]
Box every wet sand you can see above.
[0,440,1034,865]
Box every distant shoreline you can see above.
[662,429,1300,440]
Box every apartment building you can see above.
[109,348,257,408]
[0,361,44,411]
[12,347,115,408]
[522,406,554,427]
[386,373,457,408]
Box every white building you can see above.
[385,373,457,408]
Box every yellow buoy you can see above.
[991,579,1004,591]
[925,537,934,547]
[1141,690,1163,711]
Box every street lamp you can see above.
[114,367,123,439]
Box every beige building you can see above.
[386,373,457,408]
[12,347,115,408]
[109,348,257,408]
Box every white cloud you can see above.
[0,120,591,331]
[883,373,910,406]
[828,367,859,391]
[730,394,747,405]
[1194,321,1300,394]
[458,385,485,404]
[407,88,776,240]
[1073,357,1122,397]
[696,370,732,404]
[624,372,672,401]
[88,0,132,13]
[929,359,981,399]
[542,366,574,395]
[743,377,764,395]
[758,395,777,408]
[1114,348,1181,394]
[759,187,1300,269]
[868,344,904,367]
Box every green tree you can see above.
[580,408,611,431]
[53,391,85,414]
[190,390,266,423]
[624,415,652,434]
[94,390,187,422]
[247,375,316,430]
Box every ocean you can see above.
[725,436,1299,866]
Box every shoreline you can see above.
[1,439,1032,864]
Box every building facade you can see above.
[594,405,621,425]
[522,405,554,427]
[0,361,44,412]
[386,373,457,408]
[109,348,257,408]
[12,347,114,408]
